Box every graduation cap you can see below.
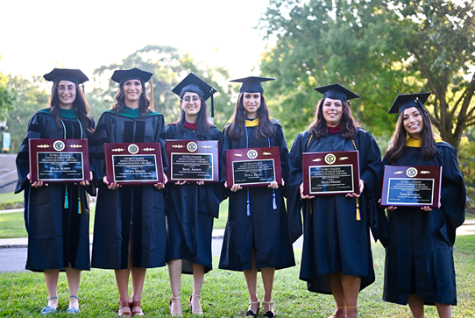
[229,76,275,94]
[111,68,153,86]
[314,84,359,102]
[43,68,89,85]
[111,68,155,110]
[172,72,217,118]
[388,93,431,114]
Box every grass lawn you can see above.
[0,236,474,317]
[0,197,230,239]
[0,191,23,210]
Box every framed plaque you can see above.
[225,146,282,188]
[29,138,90,183]
[104,142,164,185]
[381,165,442,208]
[302,151,360,196]
[166,140,219,183]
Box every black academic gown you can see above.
[90,110,168,269]
[288,128,385,294]
[382,142,465,305]
[218,119,295,271]
[163,124,224,274]
[15,109,94,271]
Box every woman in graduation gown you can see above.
[90,68,168,317]
[165,73,224,316]
[288,84,385,318]
[219,76,295,318]
[382,93,465,318]
[15,68,95,314]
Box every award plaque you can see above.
[302,151,360,196]
[166,140,219,183]
[225,146,282,188]
[104,142,164,185]
[29,138,90,183]
[381,165,442,208]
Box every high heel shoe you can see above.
[263,300,275,318]
[329,306,346,318]
[130,301,144,317]
[189,294,203,315]
[346,305,358,318]
[169,296,182,317]
[245,300,260,317]
[118,300,132,317]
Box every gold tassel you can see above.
[310,204,313,214]
[78,188,82,214]
[150,77,154,110]
[356,198,360,221]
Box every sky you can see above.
[0,0,273,80]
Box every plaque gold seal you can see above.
[247,150,258,159]
[53,140,65,152]
[406,167,418,178]
[187,142,198,152]
[324,153,336,164]
[128,144,139,154]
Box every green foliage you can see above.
[91,45,235,130]
[258,0,475,151]
[0,57,17,121]
[6,75,49,153]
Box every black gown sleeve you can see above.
[89,113,110,182]
[438,143,466,245]
[275,123,289,197]
[287,132,305,243]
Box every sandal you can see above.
[40,296,58,315]
[169,296,182,317]
[66,295,81,314]
[329,306,346,318]
[118,300,132,317]
[189,294,203,315]
[245,300,260,318]
[346,305,358,318]
[263,300,275,318]
[130,301,144,317]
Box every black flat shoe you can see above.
[264,311,276,318]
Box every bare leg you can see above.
[65,266,81,309]
[44,269,60,309]
[243,249,259,315]
[168,259,182,316]
[340,274,361,318]
[408,294,425,318]
[130,267,146,303]
[435,303,452,318]
[327,272,346,317]
[191,263,205,314]
[261,267,275,314]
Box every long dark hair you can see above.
[308,98,358,140]
[49,81,94,135]
[385,108,437,164]
[175,92,210,136]
[110,79,151,118]
[225,92,275,141]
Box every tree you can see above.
[259,0,475,151]
[392,0,475,152]
[6,75,49,152]
[0,56,17,121]
[91,45,235,130]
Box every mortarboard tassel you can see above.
[150,78,154,110]
[356,197,361,221]
[247,189,251,216]
[78,188,82,214]
[273,190,277,210]
[64,185,69,209]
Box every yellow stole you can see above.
[227,118,261,127]
[406,136,444,147]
